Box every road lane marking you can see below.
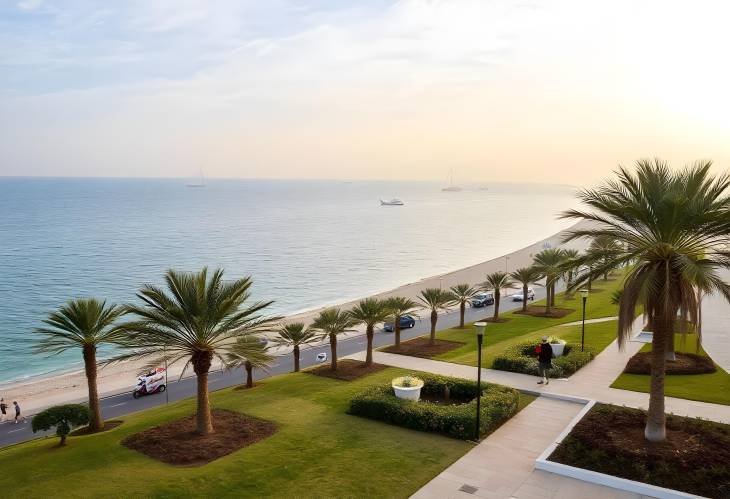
[8,428,25,433]
[109,403,126,408]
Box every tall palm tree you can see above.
[383,296,419,348]
[417,288,454,345]
[349,298,390,366]
[34,299,126,432]
[272,322,319,372]
[482,271,516,321]
[312,308,358,371]
[450,284,479,328]
[588,235,623,280]
[509,267,543,312]
[533,248,566,315]
[560,249,581,299]
[224,335,275,388]
[562,159,730,442]
[113,268,278,435]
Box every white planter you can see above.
[550,341,566,357]
[392,377,424,401]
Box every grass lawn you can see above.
[611,334,730,406]
[0,368,534,498]
[427,275,626,368]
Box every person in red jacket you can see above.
[535,336,553,385]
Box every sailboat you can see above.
[441,169,462,192]
[187,168,206,188]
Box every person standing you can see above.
[536,336,553,385]
[13,401,25,424]
[0,399,7,422]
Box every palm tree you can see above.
[312,308,358,371]
[272,322,319,372]
[533,248,566,315]
[34,299,126,432]
[482,271,516,321]
[509,267,543,312]
[383,296,420,348]
[588,235,623,280]
[113,268,278,435]
[349,298,390,366]
[561,159,730,442]
[560,249,581,299]
[417,288,454,345]
[450,284,479,328]
[224,335,275,388]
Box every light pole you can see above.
[579,289,589,352]
[163,345,169,405]
[474,321,487,441]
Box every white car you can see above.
[512,288,535,302]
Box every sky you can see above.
[1,0,730,185]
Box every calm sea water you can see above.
[0,178,577,383]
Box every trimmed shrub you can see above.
[492,340,594,378]
[32,404,90,445]
[348,373,519,440]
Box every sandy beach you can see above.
[0,219,593,415]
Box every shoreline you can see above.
[0,219,593,414]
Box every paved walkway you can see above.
[412,397,645,499]
[558,316,618,327]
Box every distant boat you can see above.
[187,168,206,188]
[380,198,404,206]
[441,169,462,192]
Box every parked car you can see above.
[383,315,416,332]
[471,292,495,307]
[512,288,535,302]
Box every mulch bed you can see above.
[122,409,277,466]
[306,359,387,381]
[381,337,465,359]
[70,420,123,436]
[513,306,574,318]
[624,351,716,375]
[484,317,510,323]
[549,403,730,497]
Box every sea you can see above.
[0,178,578,384]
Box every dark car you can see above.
[470,292,495,307]
[383,315,416,332]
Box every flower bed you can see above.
[623,351,716,375]
[348,373,519,440]
[492,340,593,378]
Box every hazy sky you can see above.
[1,0,729,184]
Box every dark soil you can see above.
[122,409,277,466]
[70,420,123,436]
[549,404,730,497]
[624,351,716,375]
[307,359,387,381]
[513,306,574,318]
[381,337,465,358]
[483,317,510,323]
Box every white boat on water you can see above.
[441,169,462,192]
[380,198,404,206]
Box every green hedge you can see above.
[492,340,594,378]
[348,373,519,440]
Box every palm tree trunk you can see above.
[329,333,338,371]
[459,302,466,328]
[646,315,669,442]
[545,281,552,316]
[665,327,676,361]
[293,345,300,372]
[365,325,374,366]
[192,351,214,435]
[83,345,103,431]
[522,283,528,312]
[429,310,437,345]
[493,291,500,321]
[245,361,254,388]
[395,316,402,348]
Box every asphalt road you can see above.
[0,287,549,449]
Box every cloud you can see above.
[17,0,42,11]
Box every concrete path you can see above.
[558,316,618,327]
[412,397,643,499]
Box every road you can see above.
[0,287,549,448]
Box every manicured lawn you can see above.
[611,334,730,406]
[429,276,625,368]
[0,368,533,498]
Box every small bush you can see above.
[348,373,519,440]
[32,404,90,445]
[492,340,594,378]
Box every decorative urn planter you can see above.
[392,376,424,401]
[550,340,566,357]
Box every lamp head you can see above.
[580,289,589,299]
[474,321,487,337]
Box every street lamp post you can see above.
[580,289,589,352]
[474,321,487,441]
